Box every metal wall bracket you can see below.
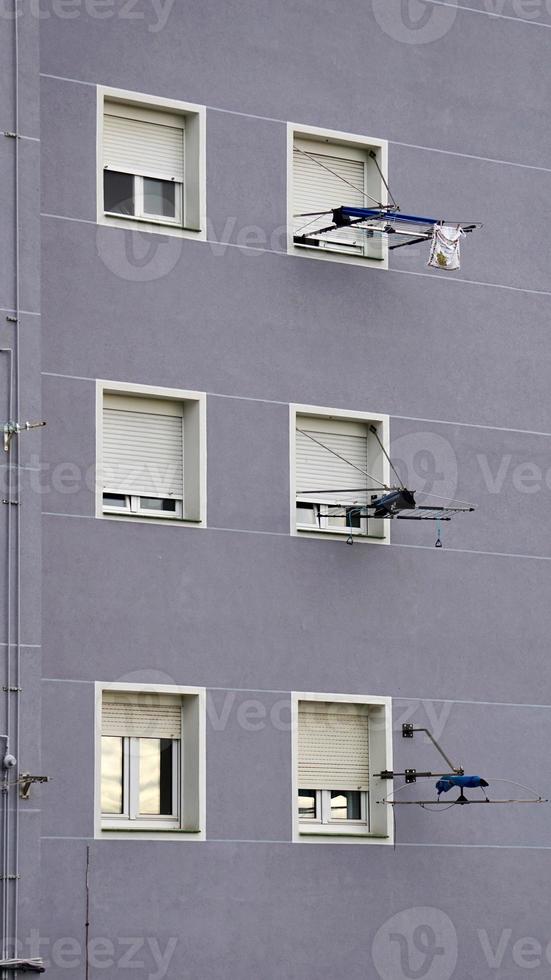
[19,774,48,801]
[3,420,46,452]
[5,315,18,323]
[405,769,417,783]
[2,500,19,506]
[400,723,463,774]
[2,686,22,693]
[0,959,45,973]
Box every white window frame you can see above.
[95,683,206,841]
[96,380,207,529]
[104,172,183,227]
[298,789,369,833]
[102,494,184,520]
[101,734,181,831]
[97,86,206,240]
[292,692,394,845]
[295,501,369,537]
[287,123,389,269]
[290,403,391,545]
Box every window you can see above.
[96,685,205,838]
[293,694,393,844]
[98,88,205,237]
[288,124,388,267]
[97,382,206,525]
[292,405,390,542]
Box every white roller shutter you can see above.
[102,397,183,499]
[296,419,368,506]
[102,692,182,739]
[293,145,365,249]
[104,108,184,182]
[298,702,369,791]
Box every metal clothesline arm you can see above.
[382,798,547,805]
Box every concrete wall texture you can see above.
[0,1,550,977]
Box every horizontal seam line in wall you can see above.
[37,211,551,297]
[0,643,41,649]
[41,678,551,710]
[38,72,551,174]
[40,835,551,849]
[43,678,92,683]
[42,836,93,841]
[390,267,551,298]
[0,306,40,317]
[393,415,551,438]
[425,0,551,29]
[42,371,96,382]
[391,139,551,174]
[43,511,95,519]
[398,841,551,850]
[41,212,96,225]
[209,391,287,407]
[38,513,551,561]
[207,839,291,844]
[39,373,551,437]
[1,132,40,143]
[392,542,551,561]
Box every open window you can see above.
[288,124,389,267]
[97,382,206,525]
[292,405,390,542]
[98,87,205,237]
[293,694,393,844]
[96,685,205,838]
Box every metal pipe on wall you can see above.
[13,0,22,960]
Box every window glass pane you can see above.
[346,507,362,528]
[296,503,318,526]
[138,738,174,815]
[298,789,317,820]
[103,493,128,509]
[143,178,176,218]
[104,170,135,215]
[139,497,177,512]
[330,790,361,820]
[327,507,361,529]
[101,736,124,814]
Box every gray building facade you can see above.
[1,1,551,977]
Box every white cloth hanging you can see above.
[427,224,464,271]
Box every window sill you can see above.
[289,241,388,270]
[104,210,182,230]
[98,512,204,529]
[298,829,391,844]
[295,527,388,544]
[98,212,206,240]
[99,827,204,841]
[299,825,369,837]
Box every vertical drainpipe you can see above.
[1,0,23,975]
[0,347,14,974]
[13,0,22,964]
